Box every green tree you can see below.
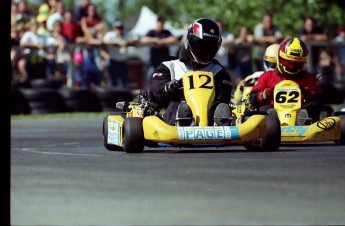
[25,0,345,38]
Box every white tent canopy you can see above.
[129,6,185,38]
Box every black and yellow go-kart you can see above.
[273,80,345,144]
[233,80,345,144]
[103,71,281,153]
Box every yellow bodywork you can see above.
[274,80,341,143]
[182,71,215,126]
[142,114,266,145]
[281,117,341,143]
[104,71,271,148]
[232,85,253,119]
[274,80,301,126]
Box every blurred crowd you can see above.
[11,0,345,90]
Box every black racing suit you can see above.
[149,49,232,125]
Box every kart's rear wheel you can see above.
[103,113,124,151]
[123,117,144,153]
[334,113,345,145]
[244,115,281,151]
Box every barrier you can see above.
[11,41,345,114]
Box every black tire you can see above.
[244,115,281,151]
[20,88,67,114]
[11,87,30,115]
[335,114,345,145]
[59,88,101,112]
[122,117,144,153]
[30,78,65,89]
[94,87,134,112]
[103,113,124,151]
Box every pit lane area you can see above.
[11,116,345,225]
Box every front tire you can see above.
[244,114,281,151]
[123,117,145,153]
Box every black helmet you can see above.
[184,18,222,65]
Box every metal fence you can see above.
[11,40,345,89]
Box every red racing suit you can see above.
[249,69,323,108]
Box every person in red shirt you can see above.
[60,9,81,43]
[249,37,324,122]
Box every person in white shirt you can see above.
[103,21,138,88]
[19,20,47,80]
[46,1,64,32]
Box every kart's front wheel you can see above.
[244,115,281,151]
[123,117,145,153]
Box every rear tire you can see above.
[244,115,281,151]
[123,117,144,153]
[103,113,124,151]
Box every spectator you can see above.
[37,0,58,20]
[253,13,282,71]
[45,20,67,80]
[60,9,81,43]
[215,18,234,72]
[76,3,102,43]
[230,26,255,85]
[13,0,35,38]
[174,22,191,57]
[299,17,329,73]
[74,0,90,23]
[19,20,47,81]
[254,13,282,45]
[299,17,328,42]
[72,47,84,87]
[36,3,50,36]
[316,49,335,85]
[75,3,104,88]
[103,21,139,88]
[46,0,65,32]
[11,1,25,80]
[333,25,345,82]
[141,16,178,82]
[11,1,20,27]
[16,0,35,23]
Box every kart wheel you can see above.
[244,115,281,151]
[335,114,345,145]
[123,117,144,153]
[103,114,124,151]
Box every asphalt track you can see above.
[11,116,345,225]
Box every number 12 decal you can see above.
[188,74,213,89]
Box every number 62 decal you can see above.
[275,91,300,103]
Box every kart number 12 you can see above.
[188,74,213,90]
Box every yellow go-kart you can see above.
[103,71,281,153]
[273,80,345,144]
[232,80,345,144]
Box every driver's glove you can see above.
[257,88,273,103]
[164,79,183,95]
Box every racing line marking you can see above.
[20,148,104,157]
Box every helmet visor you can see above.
[264,61,276,70]
[278,55,305,72]
[188,36,220,64]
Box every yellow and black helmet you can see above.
[277,37,309,76]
